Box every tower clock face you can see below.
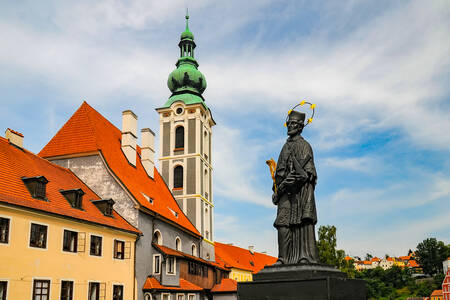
[175,107,183,115]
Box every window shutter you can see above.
[124,241,131,259]
[99,282,106,300]
[77,232,86,252]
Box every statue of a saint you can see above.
[272,110,319,264]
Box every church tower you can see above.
[156,13,216,261]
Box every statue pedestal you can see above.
[237,263,366,300]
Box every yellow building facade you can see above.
[229,268,253,282]
[0,204,137,300]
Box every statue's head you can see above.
[286,111,305,137]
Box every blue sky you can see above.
[1,0,449,258]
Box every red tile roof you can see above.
[142,277,202,291]
[0,136,139,234]
[211,278,237,293]
[39,102,200,237]
[345,256,353,261]
[408,260,420,268]
[371,257,381,262]
[153,243,228,271]
[431,289,443,296]
[214,242,277,274]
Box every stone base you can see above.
[238,264,366,300]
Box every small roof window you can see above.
[22,176,49,200]
[91,199,115,217]
[60,188,85,210]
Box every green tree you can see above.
[365,253,373,261]
[317,225,355,276]
[317,225,338,265]
[415,238,450,275]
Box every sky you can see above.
[1,0,449,258]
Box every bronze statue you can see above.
[269,110,319,265]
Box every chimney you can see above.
[121,110,138,166]
[5,128,24,148]
[249,245,254,254]
[141,128,155,178]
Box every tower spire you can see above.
[185,8,189,31]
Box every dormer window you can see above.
[60,188,84,209]
[91,199,115,217]
[22,176,48,200]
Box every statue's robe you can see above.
[274,134,319,264]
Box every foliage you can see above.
[415,238,450,275]
[365,253,373,261]
[356,266,445,299]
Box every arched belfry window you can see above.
[174,166,183,189]
[175,126,184,149]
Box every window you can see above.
[60,280,73,300]
[188,294,195,300]
[162,294,170,300]
[60,189,84,209]
[88,282,100,300]
[167,257,175,275]
[0,281,7,300]
[22,176,48,200]
[144,294,152,300]
[174,166,183,189]
[0,217,9,244]
[33,279,50,300]
[154,255,161,274]
[192,244,197,257]
[175,126,184,148]
[153,230,162,245]
[114,240,125,259]
[63,230,78,252]
[113,285,123,300]
[30,223,47,248]
[177,294,185,300]
[175,237,181,251]
[90,235,102,256]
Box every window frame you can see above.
[62,229,78,253]
[29,222,48,250]
[166,256,176,275]
[176,293,185,300]
[173,165,184,189]
[88,282,100,300]
[89,234,103,257]
[112,284,124,300]
[161,293,170,300]
[153,230,162,245]
[188,294,195,300]
[191,244,197,257]
[174,125,185,149]
[32,279,51,300]
[0,216,10,245]
[153,254,161,275]
[60,280,74,300]
[175,236,181,251]
[113,239,125,259]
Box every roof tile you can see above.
[39,102,200,237]
[0,136,139,234]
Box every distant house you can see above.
[431,289,443,300]
[211,278,238,300]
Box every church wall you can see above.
[50,155,138,227]
[163,122,170,156]
[188,119,196,153]
[187,158,196,194]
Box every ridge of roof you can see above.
[0,136,140,234]
[38,101,200,237]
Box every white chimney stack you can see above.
[141,128,155,178]
[5,128,24,148]
[249,245,255,254]
[121,110,138,166]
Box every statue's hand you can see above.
[272,193,279,205]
